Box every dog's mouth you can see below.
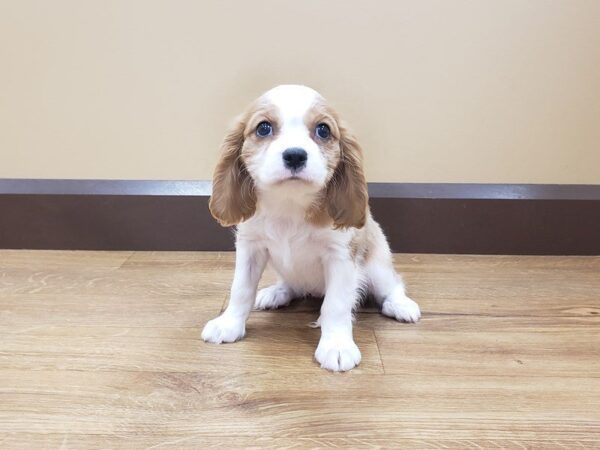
[274,173,313,184]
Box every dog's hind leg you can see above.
[254,281,295,310]
[365,255,421,323]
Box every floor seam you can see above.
[373,329,386,375]
[116,251,137,269]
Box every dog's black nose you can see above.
[282,147,308,171]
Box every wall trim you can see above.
[2,179,600,199]
[1,179,599,255]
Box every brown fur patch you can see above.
[303,100,341,141]
[325,119,369,229]
[209,100,281,227]
[349,214,381,262]
[303,100,369,229]
[305,190,334,227]
[243,102,281,139]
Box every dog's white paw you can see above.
[381,293,421,323]
[254,283,293,310]
[201,315,246,343]
[315,336,362,372]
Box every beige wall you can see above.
[1,0,599,183]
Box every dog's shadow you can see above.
[241,295,381,368]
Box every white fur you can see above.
[246,85,329,190]
[202,85,420,372]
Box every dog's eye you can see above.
[316,123,331,140]
[256,121,273,137]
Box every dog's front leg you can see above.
[314,256,361,372]
[202,240,267,344]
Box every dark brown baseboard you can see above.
[1,179,599,255]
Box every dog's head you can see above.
[209,85,368,229]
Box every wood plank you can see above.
[82,252,599,317]
[3,434,598,450]
[0,293,226,327]
[120,251,235,269]
[186,253,600,317]
[0,249,133,270]
[1,250,600,447]
[375,315,600,378]
[0,314,383,374]
[0,265,232,297]
[0,369,598,441]
[396,253,600,273]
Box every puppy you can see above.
[202,85,420,371]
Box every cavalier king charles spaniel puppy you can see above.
[202,85,420,371]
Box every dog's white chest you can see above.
[242,215,347,296]
[264,220,329,295]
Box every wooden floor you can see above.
[0,251,599,449]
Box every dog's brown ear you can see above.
[209,115,256,227]
[326,121,369,229]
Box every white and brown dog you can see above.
[202,85,420,371]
